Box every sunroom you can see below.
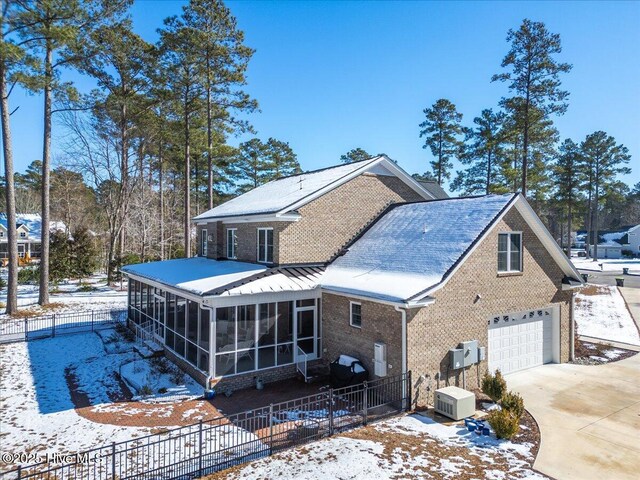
[122,258,324,388]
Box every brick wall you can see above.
[197,174,424,265]
[209,364,304,392]
[321,293,403,379]
[279,174,424,264]
[406,207,573,407]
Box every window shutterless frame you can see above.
[257,227,274,264]
[201,229,208,257]
[226,228,237,259]
[498,231,523,273]
[350,301,362,328]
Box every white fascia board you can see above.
[123,272,206,303]
[275,156,384,215]
[321,287,435,309]
[194,212,301,226]
[514,198,585,282]
[203,288,322,308]
[376,155,437,200]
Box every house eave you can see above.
[194,212,301,225]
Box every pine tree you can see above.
[230,138,268,192]
[580,131,631,260]
[492,19,571,197]
[340,148,372,164]
[71,226,98,280]
[264,137,300,181]
[419,99,463,186]
[13,0,130,304]
[452,109,508,195]
[49,229,72,284]
[553,139,585,254]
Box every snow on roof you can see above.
[0,214,66,238]
[122,258,267,296]
[213,266,324,297]
[194,157,382,221]
[321,194,516,303]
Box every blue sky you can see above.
[4,0,640,193]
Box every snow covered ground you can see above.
[0,273,127,319]
[571,258,640,273]
[575,285,640,346]
[212,414,547,480]
[0,332,151,457]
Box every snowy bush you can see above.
[482,370,506,403]
[138,384,153,396]
[487,409,519,439]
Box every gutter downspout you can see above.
[201,304,216,390]
[395,305,408,410]
[570,292,575,361]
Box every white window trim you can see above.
[257,227,274,264]
[226,228,237,259]
[498,231,523,273]
[350,301,362,328]
[201,229,208,257]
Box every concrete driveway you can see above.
[508,354,640,480]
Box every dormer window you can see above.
[257,228,273,264]
[0,231,4,238]
[227,228,237,259]
[19,231,27,238]
[498,232,522,273]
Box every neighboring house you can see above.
[122,156,583,406]
[0,213,67,261]
[575,225,639,259]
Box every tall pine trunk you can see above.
[183,89,191,258]
[38,42,53,306]
[593,164,600,261]
[521,94,530,197]
[206,53,213,210]
[486,151,492,195]
[1,56,18,314]
[159,143,165,260]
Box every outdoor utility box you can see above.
[449,348,464,369]
[478,346,486,362]
[374,342,387,377]
[434,386,476,421]
[459,340,479,367]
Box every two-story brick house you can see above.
[123,155,583,404]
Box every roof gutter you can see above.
[320,287,435,309]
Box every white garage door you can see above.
[488,308,554,375]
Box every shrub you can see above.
[18,266,40,284]
[487,409,520,440]
[0,276,6,291]
[138,384,154,396]
[501,391,525,418]
[482,370,507,403]
[78,283,95,292]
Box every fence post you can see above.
[52,314,56,338]
[111,442,116,480]
[24,319,28,341]
[92,311,95,332]
[363,381,368,425]
[269,404,274,455]
[406,371,412,412]
[17,465,21,480]
[328,389,334,436]
[198,420,203,476]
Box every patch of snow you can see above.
[571,258,640,273]
[574,285,640,346]
[603,349,625,360]
[483,402,502,411]
[121,257,266,295]
[119,357,203,402]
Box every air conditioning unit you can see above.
[434,386,475,421]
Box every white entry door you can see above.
[488,308,554,375]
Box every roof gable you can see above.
[193,156,434,223]
[322,194,583,304]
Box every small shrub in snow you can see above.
[18,266,40,284]
[482,370,507,403]
[151,357,172,375]
[500,391,524,418]
[170,370,185,385]
[138,384,153,396]
[0,276,6,290]
[487,409,519,439]
[115,323,135,342]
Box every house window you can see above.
[350,302,362,328]
[19,232,26,238]
[0,231,4,238]
[201,229,208,257]
[227,228,237,259]
[257,228,274,263]
[498,232,522,273]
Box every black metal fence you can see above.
[0,309,128,344]
[0,372,411,480]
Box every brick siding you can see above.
[322,293,403,379]
[321,207,573,409]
